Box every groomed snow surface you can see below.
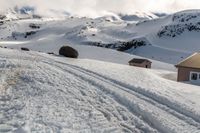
[0,48,200,133]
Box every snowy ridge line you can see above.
[51,59,200,125]
[41,60,200,133]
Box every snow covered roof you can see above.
[129,58,152,64]
[176,53,200,69]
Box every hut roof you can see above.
[176,53,200,69]
[129,58,152,64]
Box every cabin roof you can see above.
[176,53,200,69]
[129,58,152,64]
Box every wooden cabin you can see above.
[129,58,152,68]
[175,53,200,83]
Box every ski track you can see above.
[53,60,200,124]
[0,55,155,132]
[36,57,156,132]
[0,53,200,132]
[41,58,200,133]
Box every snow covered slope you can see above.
[127,10,200,63]
[0,48,200,132]
[0,9,200,65]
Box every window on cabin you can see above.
[191,73,198,80]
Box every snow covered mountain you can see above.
[1,7,41,21]
[0,9,200,65]
[119,12,159,22]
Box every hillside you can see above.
[0,48,200,132]
[0,10,200,65]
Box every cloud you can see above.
[0,0,200,17]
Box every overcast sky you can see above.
[1,0,200,17]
